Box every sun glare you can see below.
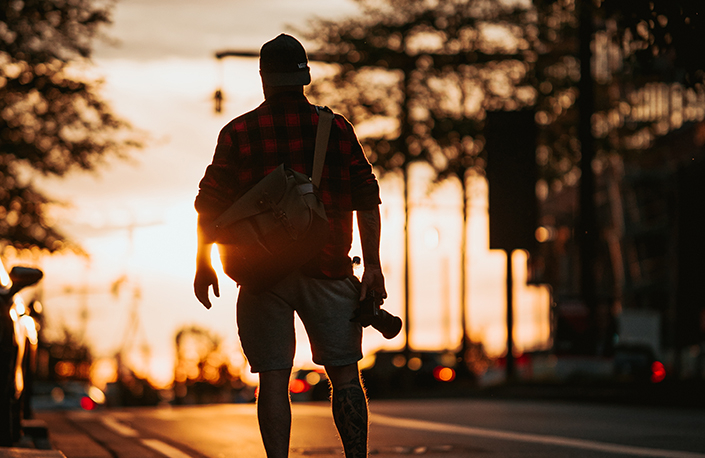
[0,258,11,288]
[33,55,552,389]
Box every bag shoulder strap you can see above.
[312,106,334,188]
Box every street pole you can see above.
[506,249,515,381]
[578,0,598,354]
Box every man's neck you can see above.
[263,85,304,99]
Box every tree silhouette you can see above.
[531,0,705,356]
[600,0,705,86]
[531,0,705,194]
[0,0,141,251]
[173,326,246,404]
[300,0,538,352]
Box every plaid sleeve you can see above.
[341,117,381,210]
[194,123,239,223]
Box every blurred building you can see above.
[534,19,705,378]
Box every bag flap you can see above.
[213,164,290,229]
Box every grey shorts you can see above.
[236,270,363,373]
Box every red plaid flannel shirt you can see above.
[195,92,381,279]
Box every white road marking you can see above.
[100,416,139,438]
[372,414,705,458]
[100,415,195,458]
[142,438,194,458]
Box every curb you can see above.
[0,419,66,458]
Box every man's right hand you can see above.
[359,264,387,302]
[194,264,220,309]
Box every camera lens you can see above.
[372,310,402,339]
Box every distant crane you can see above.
[49,218,162,376]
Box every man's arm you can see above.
[194,125,236,310]
[357,206,387,301]
[194,218,220,309]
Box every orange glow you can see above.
[651,361,666,383]
[90,358,118,390]
[51,387,64,403]
[392,354,406,368]
[433,366,456,382]
[407,357,422,371]
[20,316,38,345]
[289,379,310,394]
[145,358,174,389]
[55,361,76,378]
[305,371,322,386]
[14,297,26,316]
[535,226,551,243]
[88,386,106,404]
[15,361,24,398]
[0,258,11,288]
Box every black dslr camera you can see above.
[351,290,402,340]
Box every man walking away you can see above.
[194,34,386,458]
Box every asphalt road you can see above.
[48,398,705,458]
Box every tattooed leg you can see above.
[327,364,368,458]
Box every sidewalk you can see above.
[0,418,66,458]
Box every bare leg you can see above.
[257,369,292,458]
[325,363,368,458]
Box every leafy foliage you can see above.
[300,0,537,183]
[0,0,141,252]
[600,0,705,86]
[302,0,705,191]
[530,0,582,191]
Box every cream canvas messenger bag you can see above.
[210,107,335,291]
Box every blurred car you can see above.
[31,381,106,411]
[289,369,329,402]
[613,344,666,383]
[361,350,462,398]
[0,259,43,445]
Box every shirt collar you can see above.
[263,91,309,105]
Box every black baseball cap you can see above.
[259,34,311,87]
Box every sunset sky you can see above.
[23,0,550,388]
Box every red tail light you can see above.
[651,361,666,383]
[433,366,456,382]
[290,379,311,394]
[80,397,96,410]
